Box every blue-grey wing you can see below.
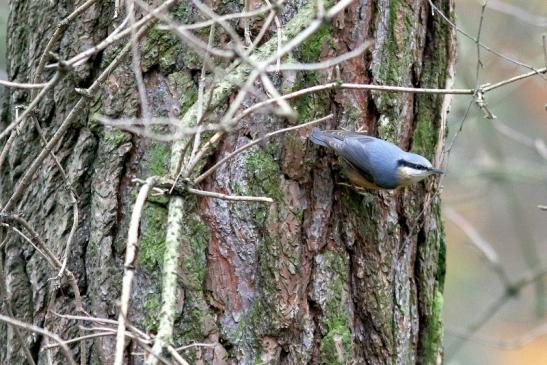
[339,136,381,182]
[313,129,375,153]
[310,129,381,184]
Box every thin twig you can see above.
[265,41,372,72]
[57,194,79,279]
[445,207,510,286]
[30,117,80,282]
[114,176,158,365]
[474,1,488,87]
[242,0,252,46]
[0,80,48,89]
[0,259,37,365]
[94,115,223,141]
[166,346,191,365]
[447,265,547,358]
[45,331,116,349]
[169,1,281,31]
[176,342,216,351]
[0,72,62,142]
[51,0,176,68]
[246,11,276,56]
[0,314,76,365]
[33,0,97,87]
[189,24,216,164]
[482,66,547,92]
[182,132,223,180]
[0,214,83,311]
[428,0,544,74]
[187,188,273,203]
[128,0,150,119]
[2,15,157,213]
[190,0,294,120]
[194,114,333,184]
[263,0,282,70]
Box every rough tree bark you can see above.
[0,0,455,364]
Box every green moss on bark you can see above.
[104,128,130,147]
[372,1,417,142]
[417,203,446,363]
[173,206,217,349]
[168,71,198,116]
[144,294,162,332]
[319,251,353,364]
[293,25,334,122]
[149,144,170,176]
[182,214,209,291]
[142,27,184,72]
[139,204,167,271]
[245,147,283,203]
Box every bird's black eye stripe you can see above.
[398,160,428,170]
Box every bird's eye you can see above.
[399,160,427,170]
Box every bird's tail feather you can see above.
[309,128,329,147]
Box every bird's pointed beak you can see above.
[428,167,444,175]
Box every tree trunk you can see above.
[0,0,455,364]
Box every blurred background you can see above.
[0,0,545,364]
[442,1,547,364]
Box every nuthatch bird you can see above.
[310,128,443,190]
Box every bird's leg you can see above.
[337,182,370,196]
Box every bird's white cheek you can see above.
[398,167,429,186]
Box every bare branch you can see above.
[2,15,157,213]
[0,314,76,365]
[170,1,281,31]
[94,115,224,141]
[445,207,510,286]
[129,0,150,119]
[428,0,545,74]
[482,66,547,92]
[166,346,191,365]
[0,80,48,89]
[194,114,333,184]
[33,0,97,86]
[0,214,84,311]
[187,188,274,203]
[52,0,177,68]
[265,41,372,72]
[114,176,158,365]
[0,72,62,142]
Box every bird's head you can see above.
[397,153,444,186]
